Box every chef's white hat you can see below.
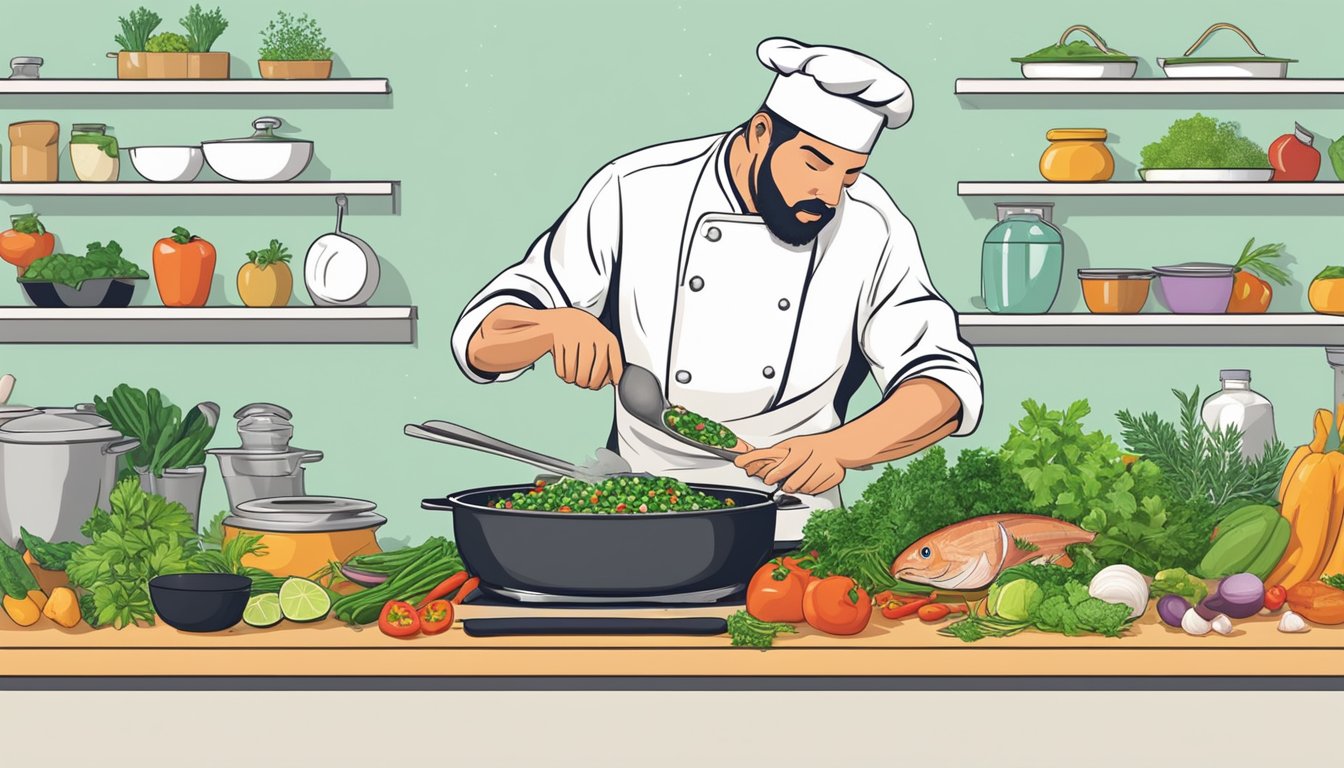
[757,37,913,154]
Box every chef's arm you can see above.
[465,305,555,374]
[466,305,625,390]
[828,377,962,467]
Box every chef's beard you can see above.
[751,145,836,247]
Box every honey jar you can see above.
[1039,128,1114,182]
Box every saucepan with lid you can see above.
[202,116,313,182]
[406,419,777,603]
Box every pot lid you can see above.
[206,116,312,145]
[0,403,39,417]
[1152,262,1236,276]
[223,509,386,534]
[0,411,125,443]
[236,496,377,518]
[1078,268,1154,280]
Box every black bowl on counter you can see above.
[148,573,252,632]
[20,277,143,308]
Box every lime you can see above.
[278,577,331,623]
[243,593,283,628]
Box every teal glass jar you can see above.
[981,211,1064,314]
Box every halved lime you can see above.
[243,593,283,628]
[278,577,331,623]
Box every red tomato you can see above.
[803,576,872,636]
[418,599,454,635]
[1264,584,1288,612]
[1268,128,1321,182]
[746,559,810,623]
[378,600,421,638]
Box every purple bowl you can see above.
[1152,263,1234,314]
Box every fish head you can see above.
[890,535,951,586]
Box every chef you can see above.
[452,38,982,546]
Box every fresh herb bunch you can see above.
[146,32,189,53]
[9,213,46,236]
[801,446,1033,595]
[19,241,147,289]
[1018,39,1130,61]
[1233,238,1291,287]
[93,384,217,478]
[67,479,202,629]
[189,530,269,579]
[1001,399,1212,575]
[941,563,1134,643]
[18,528,82,571]
[115,6,162,52]
[1322,574,1344,591]
[180,4,228,53]
[1140,114,1270,170]
[258,11,333,61]
[727,611,797,648]
[1117,387,1290,512]
[246,239,292,269]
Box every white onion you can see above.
[1182,608,1211,636]
[1088,564,1149,619]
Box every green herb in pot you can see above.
[259,11,333,61]
[180,4,228,53]
[93,384,218,478]
[1140,114,1271,170]
[20,241,148,289]
[1015,40,1131,61]
[114,6,162,52]
[146,31,189,53]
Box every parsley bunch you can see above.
[941,564,1134,643]
[1140,113,1270,170]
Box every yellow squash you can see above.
[1269,407,1344,588]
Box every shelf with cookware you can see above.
[958,182,1344,197]
[0,78,391,95]
[955,79,1344,96]
[0,307,417,344]
[0,181,399,197]
[958,313,1344,347]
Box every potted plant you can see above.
[109,5,229,79]
[257,11,333,79]
[238,239,293,307]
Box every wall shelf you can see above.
[955,78,1344,95]
[0,78,391,95]
[0,306,417,344]
[959,313,1344,347]
[958,182,1344,197]
[0,181,398,197]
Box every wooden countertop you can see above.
[5,603,1344,677]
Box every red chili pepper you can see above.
[695,423,706,431]
[417,571,469,609]
[450,577,480,605]
[558,505,572,513]
[378,600,421,638]
[616,503,627,512]
[880,596,936,620]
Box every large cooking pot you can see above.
[422,483,777,603]
[0,411,138,547]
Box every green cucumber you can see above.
[1245,517,1292,581]
[1199,512,1276,579]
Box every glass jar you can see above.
[982,210,1064,314]
[1201,369,1276,461]
[69,123,120,182]
[8,121,59,182]
[1039,128,1114,182]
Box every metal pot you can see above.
[422,483,777,603]
[0,411,138,547]
[137,465,207,531]
[210,449,324,511]
[201,116,313,182]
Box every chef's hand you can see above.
[544,308,624,390]
[733,433,849,496]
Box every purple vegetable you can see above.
[340,564,389,587]
[1157,594,1191,627]
[1195,597,1221,621]
[1215,572,1265,619]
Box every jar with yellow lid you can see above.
[1039,128,1114,181]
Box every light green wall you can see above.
[3,0,1340,542]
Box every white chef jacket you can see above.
[451,130,982,542]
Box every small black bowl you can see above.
[20,277,142,308]
[148,573,252,633]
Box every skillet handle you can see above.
[420,498,453,512]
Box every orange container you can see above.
[1079,268,1154,313]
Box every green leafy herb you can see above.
[19,241,147,289]
[1116,387,1289,511]
[1150,567,1210,605]
[1322,574,1344,591]
[1014,39,1130,62]
[942,563,1135,643]
[9,213,45,236]
[246,239,292,269]
[66,479,202,629]
[258,11,333,61]
[93,384,217,478]
[1140,114,1270,170]
[1233,239,1291,286]
[146,31,189,53]
[180,4,228,53]
[18,528,82,571]
[726,610,798,648]
[199,509,228,548]
[1316,266,1344,282]
[1329,138,1344,182]
[190,528,269,579]
[0,543,39,599]
[802,446,1033,595]
[115,7,162,52]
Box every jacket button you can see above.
[762,366,775,379]
[675,370,692,384]
[689,276,704,292]
[778,298,790,310]
[705,227,721,242]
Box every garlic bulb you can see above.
[1278,611,1308,633]
[1182,608,1211,636]
[1211,614,1233,636]
[1088,564,1149,619]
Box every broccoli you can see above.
[1140,114,1270,170]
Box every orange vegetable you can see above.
[802,576,872,636]
[237,239,293,307]
[746,558,811,623]
[1269,407,1344,589]
[1226,239,1288,314]
[1309,269,1344,315]
[153,226,216,307]
[1227,271,1272,313]
[0,213,55,275]
[1287,580,1344,625]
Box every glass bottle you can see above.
[1201,369,1277,461]
[982,206,1064,314]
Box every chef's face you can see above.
[747,111,868,246]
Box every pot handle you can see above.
[1057,24,1114,54]
[103,438,140,456]
[299,450,324,464]
[1183,23,1266,58]
[420,498,454,512]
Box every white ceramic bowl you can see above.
[128,146,205,182]
[201,140,313,182]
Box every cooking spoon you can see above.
[618,364,741,461]
[404,420,646,484]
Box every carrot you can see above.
[450,576,480,605]
[416,571,468,609]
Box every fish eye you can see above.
[919,546,931,558]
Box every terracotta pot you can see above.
[112,51,231,79]
[258,60,333,80]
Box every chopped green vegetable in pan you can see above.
[664,405,738,449]
[495,476,732,514]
